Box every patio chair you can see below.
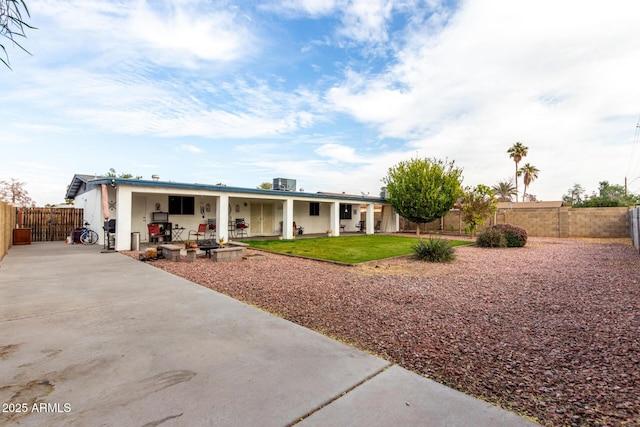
[357,221,365,232]
[188,224,207,244]
[235,218,249,238]
[148,223,167,243]
[207,218,216,239]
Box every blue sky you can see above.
[2,0,640,205]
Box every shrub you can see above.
[492,224,528,247]
[413,238,456,262]
[477,224,527,248]
[476,227,507,247]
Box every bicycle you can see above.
[79,222,99,245]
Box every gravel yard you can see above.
[124,237,640,426]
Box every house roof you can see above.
[496,201,565,209]
[65,174,104,199]
[65,174,387,204]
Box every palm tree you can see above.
[507,142,528,201]
[518,163,540,202]
[492,180,517,202]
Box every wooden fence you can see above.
[17,207,84,242]
[1,201,16,261]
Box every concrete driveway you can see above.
[0,242,538,426]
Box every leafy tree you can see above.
[257,182,273,190]
[518,163,539,202]
[461,184,497,236]
[382,157,463,236]
[507,142,528,201]
[1,0,35,69]
[492,179,517,202]
[0,178,35,206]
[573,181,639,207]
[562,183,586,205]
[105,168,142,179]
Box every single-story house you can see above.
[65,174,399,251]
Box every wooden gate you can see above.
[16,207,84,242]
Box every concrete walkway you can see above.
[0,242,538,426]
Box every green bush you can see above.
[492,224,527,247]
[412,238,456,262]
[477,224,527,247]
[476,227,507,247]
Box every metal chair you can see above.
[188,224,207,243]
[148,223,167,243]
[207,218,216,239]
[235,218,249,238]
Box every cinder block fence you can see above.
[401,206,631,239]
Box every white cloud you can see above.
[31,0,256,68]
[315,143,366,163]
[336,0,393,44]
[260,0,337,17]
[262,0,407,47]
[325,0,640,199]
[179,144,204,153]
[128,2,253,66]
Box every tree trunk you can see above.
[416,224,421,237]
[514,161,519,202]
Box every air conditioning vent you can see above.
[273,178,297,192]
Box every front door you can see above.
[132,195,147,240]
[250,203,274,235]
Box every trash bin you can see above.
[131,232,140,251]
[13,228,31,245]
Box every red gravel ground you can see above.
[124,237,640,426]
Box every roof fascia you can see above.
[91,178,386,203]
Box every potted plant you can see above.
[326,228,333,237]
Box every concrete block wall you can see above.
[566,207,630,238]
[493,207,630,237]
[494,208,561,237]
[400,206,631,238]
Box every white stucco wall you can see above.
[78,187,104,244]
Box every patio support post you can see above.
[394,207,400,232]
[330,201,340,236]
[115,186,132,251]
[217,195,229,243]
[282,198,294,239]
[366,203,375,235]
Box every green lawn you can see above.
[244,235,473,264]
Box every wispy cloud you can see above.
[315,143,367,164]
[32,0,256,68]
[179,144,204,153]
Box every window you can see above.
[309,202,320,216]
[169,196,195,215]
[339,203,352,220]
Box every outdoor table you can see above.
[172,227,186,242]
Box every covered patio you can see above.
[65,175,399,251]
